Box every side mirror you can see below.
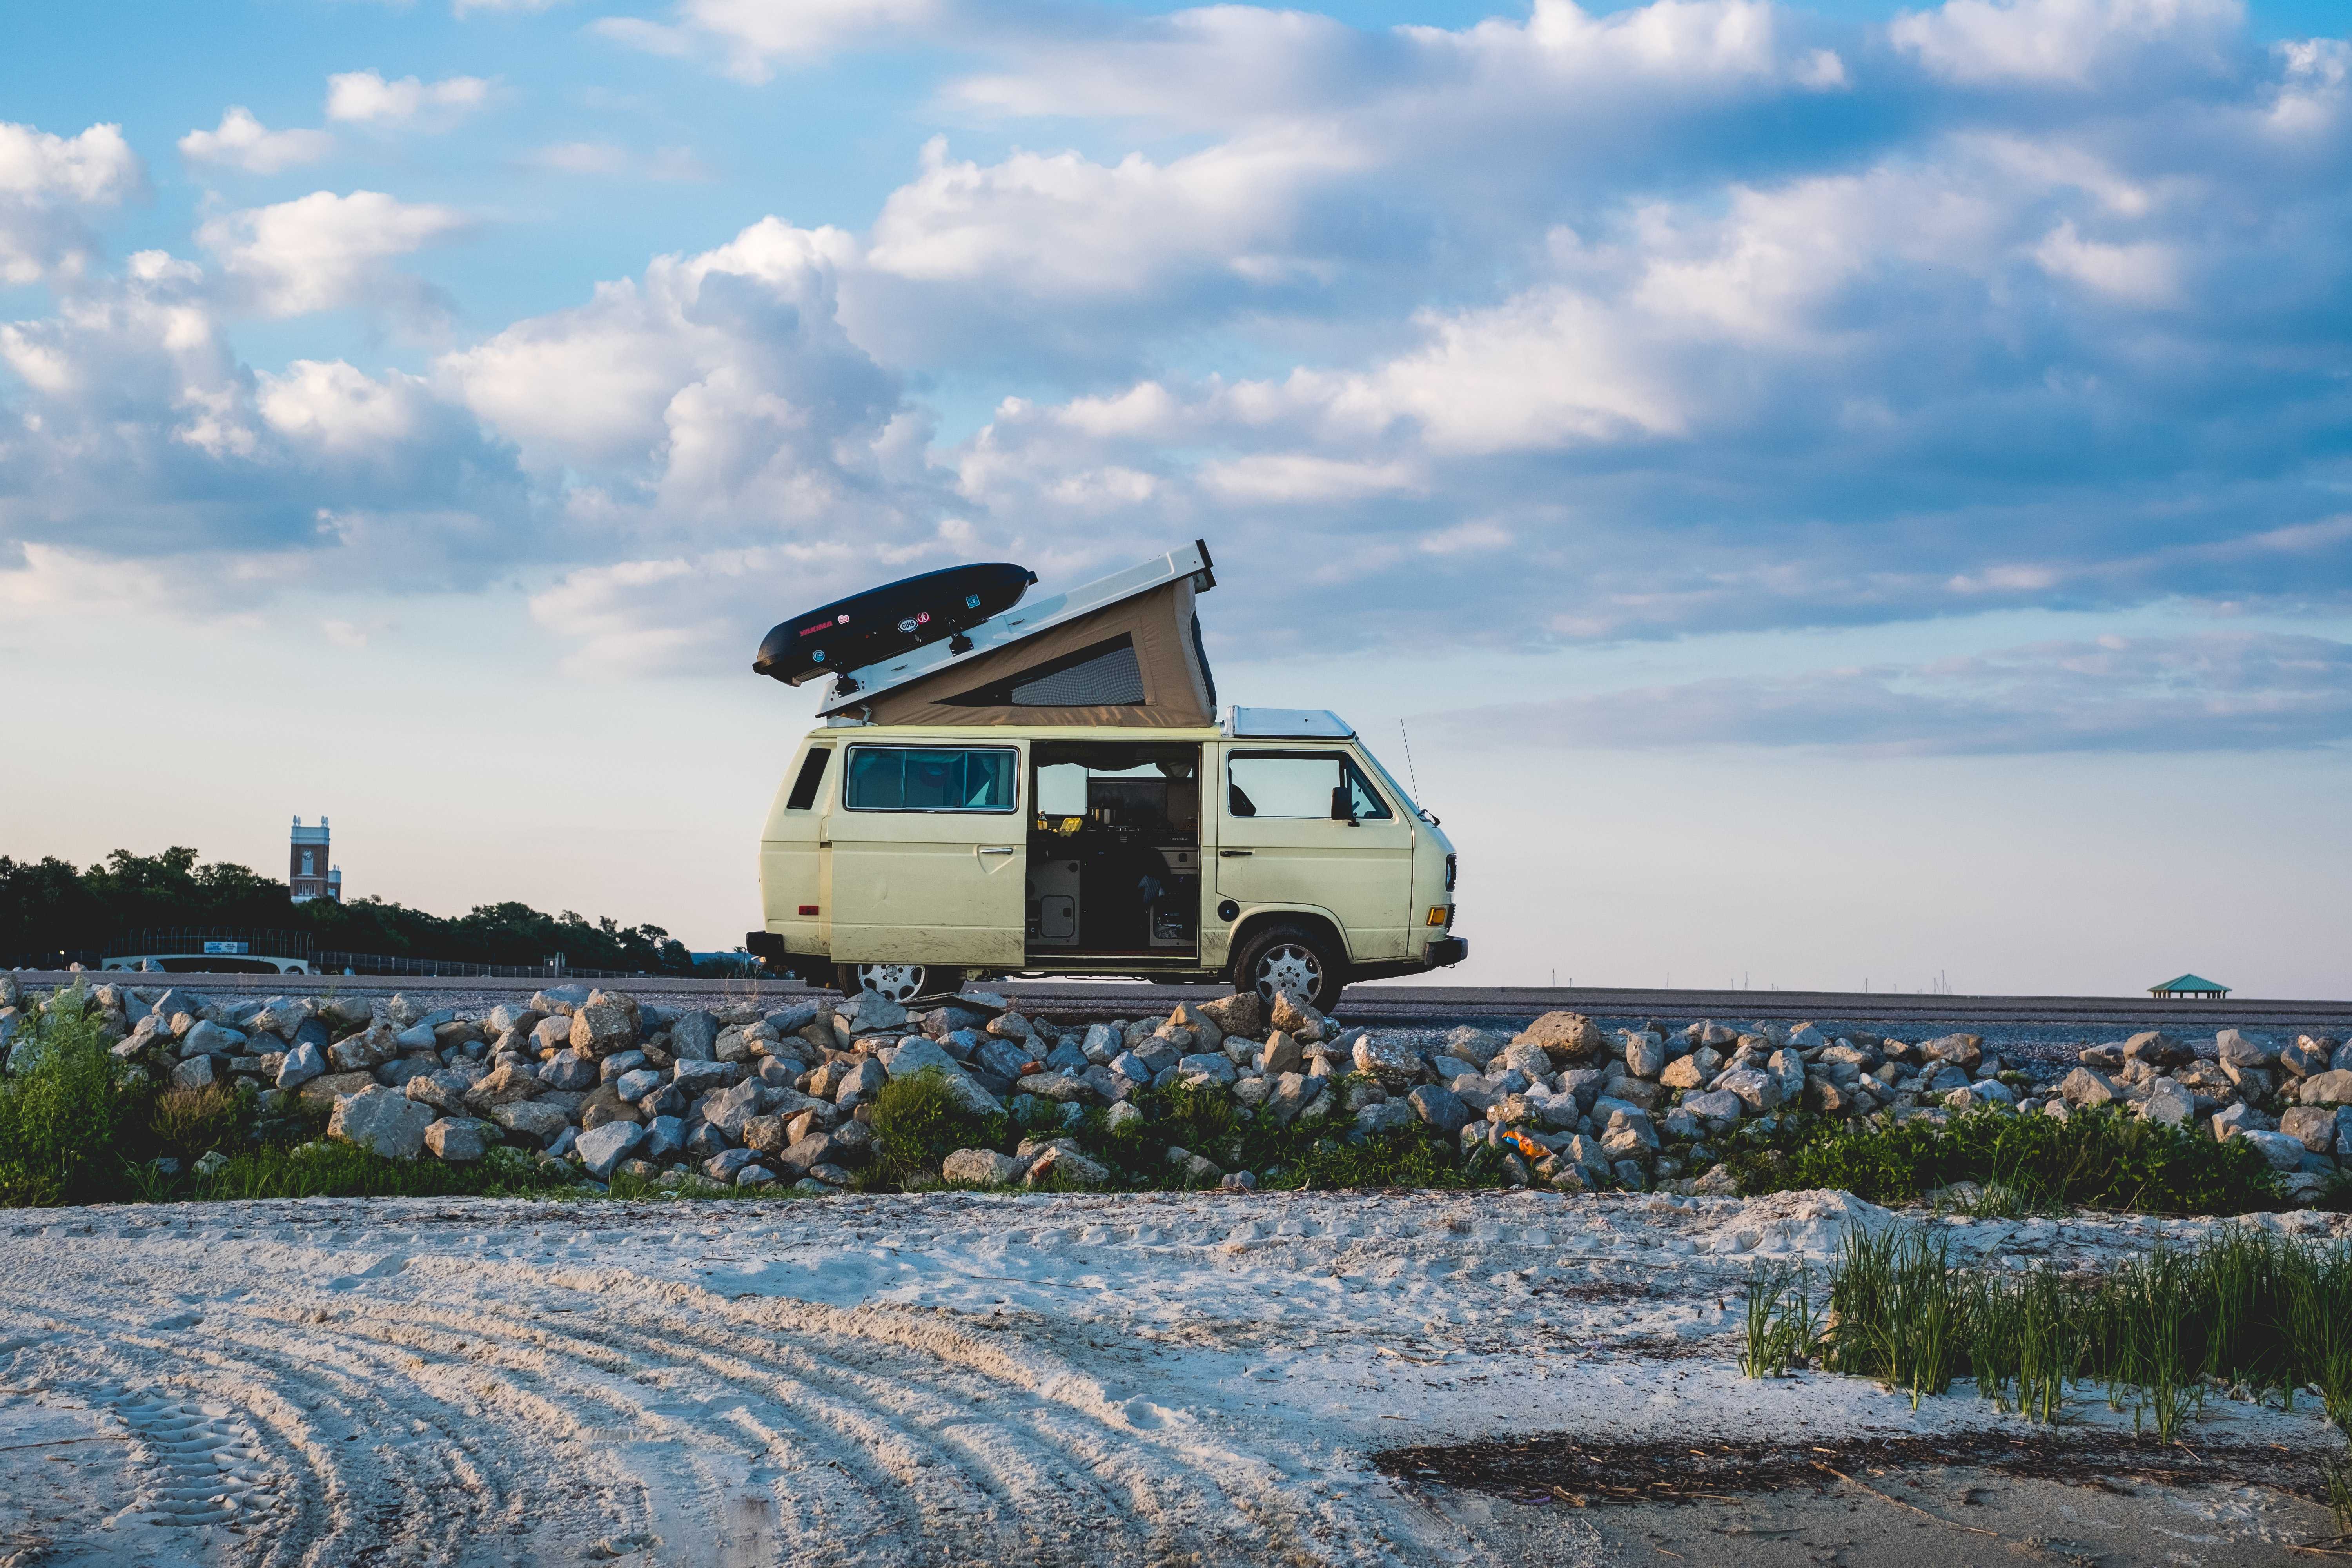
[1330,785,1356,822]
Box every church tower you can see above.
[289,816,340,903]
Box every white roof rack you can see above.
[1224,707,1353,739]
[819,541,1213,715]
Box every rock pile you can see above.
[2048,1028,2352,1203]
[6,974,2340,1205]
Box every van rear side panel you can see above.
[761,738,836,958]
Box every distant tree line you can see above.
[0,847,705,974]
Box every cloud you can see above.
[177,108,336,174]
[0,121,143,283]
[1430,632,2352,755]
[325,70,494,126]
[0,255,534,596]
[1890,0,2243,87]
[195,190,469,317]
[593,0,941,81]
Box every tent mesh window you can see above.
[949,634,1146,707]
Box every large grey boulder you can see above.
[1355,1101,1416,1136]
[2136,1077,2195,1125]
[180,1019,243,1058]
[405,1068,475,1116]
[531,984,590,1016]
[2211,1102,2275,1142]
[1198,990,1264,1038]
[540,1050,597,1091]
[669,1011,719,1061]
[1352,1034,1424,1088]
[834,1058,887,1102]
[1016,1070,1091,1102]
[2237,1128,2308,1173]
[2123,1031,2194,1068]
[569,992,641,1056]
[847,992,909,1034]
[2279,1104,2347,1154]
[170,1055,218,1090]
[376,1058,438,1090]
[1717,1067,1779,1115]
[2217,1030,2276,1069]
[1025,1145,1109,1188]
[704,1147,759,1183]
[887,1038,962,1079]
[2301,1070,2352,1107]
[1766,1049,1807,1105]
[642,1114,686,1161]
[943,1147,1022,1186]
[673,1058,733,1095]
[1176,1052,1237,1087]
[490,1100,571,1143]
[2059,1067,2120,1107]
[276,1040,326,1089]
[1408,1084,1470,1136]
[702,1079,765,1139]
[465,1062,542,1110]
[1516,1011,1604,1060]
[393,1023,439,1053]
[328,1022,398,1071]
[1624,1034,1666,1080]
[330,1089,436,1160]
[1683,1089,1742,1130]
[574,1120,647,1179]
[424,1118,489,1163]
[1270,1072,1331,1127]
[530,1015,572,1053]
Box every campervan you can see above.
[744,542,1466,1010]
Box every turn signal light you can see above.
[799,905,820,916]
[1425,906,1448,926]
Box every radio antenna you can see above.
[1397,717,1424,804]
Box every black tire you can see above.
[833,963,961,1004]
[1230,922,1348,1014]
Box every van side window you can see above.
[1225,753,1391,819]
[844,747,1018,812]
[784,748,832,811]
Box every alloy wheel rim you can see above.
[1254,944,1321,1006]
[857,964,927,1003]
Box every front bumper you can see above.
[1425,936,1468,969]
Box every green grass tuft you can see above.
[1820,1219,2352,1433]
[1725,1104,2283,1216]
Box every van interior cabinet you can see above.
[1028,742,1201,959]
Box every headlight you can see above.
[1444,853,1457,892]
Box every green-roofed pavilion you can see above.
[2149,973,2229,999]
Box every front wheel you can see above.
[835,963,962,1004]
[1230,922,1347,1014]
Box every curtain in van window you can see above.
[844,747,1018,811]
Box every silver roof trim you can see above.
[818,541,1212,715]
[1223,706,1354,739]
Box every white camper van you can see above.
[745,542,1465,1011]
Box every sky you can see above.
[4,0,2350,998]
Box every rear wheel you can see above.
[834,963,962,1004]
[1230,922,1347,1014]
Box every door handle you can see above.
[1218,849,1252,857]
[978,846,1016,855]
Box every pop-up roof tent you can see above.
[820,541,1218,729]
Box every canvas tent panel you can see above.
[861,580,1214,728]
